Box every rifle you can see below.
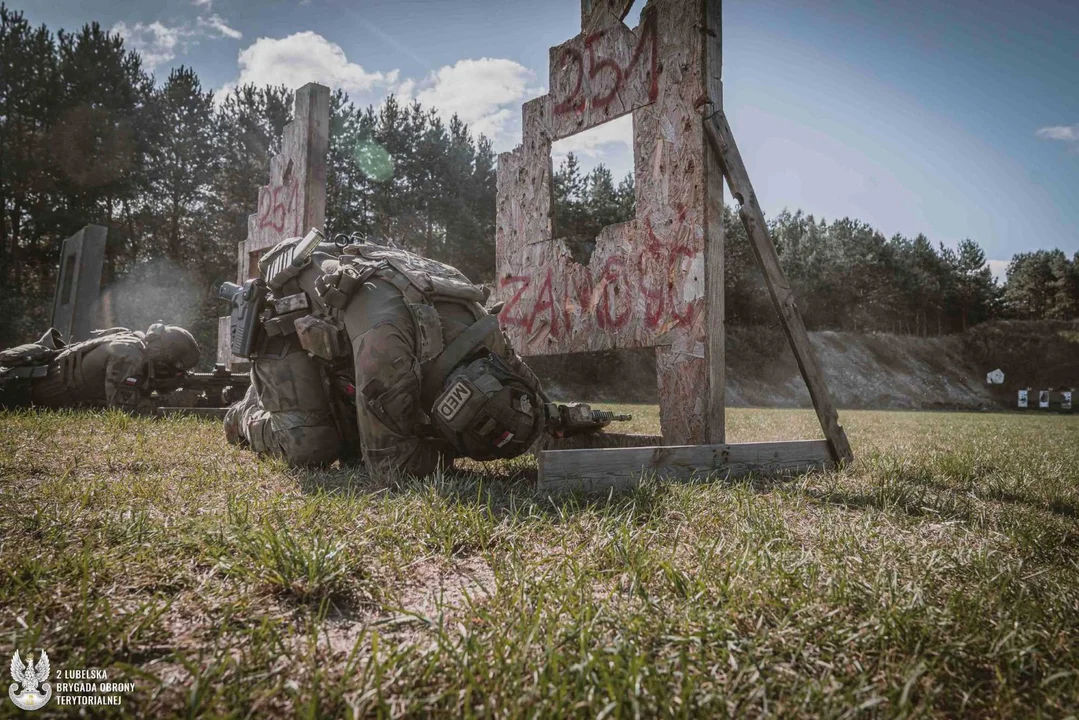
[154,363,250,409]
[544,402,632,438]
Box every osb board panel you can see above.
[579,0,637,29]
[220,83,329,367]
[243,83,329,257]
[546,4,660,140]
[495,0,710,444]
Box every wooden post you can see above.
[703,109,853,463]
[703,0,724,444]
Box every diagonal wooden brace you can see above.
[703,109,853,464]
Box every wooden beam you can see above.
[538,439,834,493]
[703,110,853,464]
[703,0,725,444]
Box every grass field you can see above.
[1,407,1078,717]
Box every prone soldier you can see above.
[0,324,201,413]
[223,229,628,472]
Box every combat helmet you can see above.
[430,352,545,461]
[144,323,201,372]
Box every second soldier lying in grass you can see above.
[223,229,627,473]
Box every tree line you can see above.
[0,6,498,351]
[1,6,1076,354]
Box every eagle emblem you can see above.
[9,650,52,711]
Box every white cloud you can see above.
[216,46,538,146]
[197,13,242,40]
[394,77,417,101]
[192,0,213,8]
[112,21,192,69]
[219,32,396,100]
[987,259,1009,284]
[407,58,536,142]
[113,7,242,71]
[1035,124,1079,142]
[551,113,634,159]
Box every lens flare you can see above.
[354,140,394,182]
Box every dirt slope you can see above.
[529,320,1079,410]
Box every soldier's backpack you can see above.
[0,329,67,406]
[0,327,132,403]
[0,328,66,370]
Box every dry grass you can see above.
[1,406,1077,717]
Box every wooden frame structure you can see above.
[494,0,853,491]
[217,82,330,368]
[495,0,721,446]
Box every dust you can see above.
[97,257,202,332]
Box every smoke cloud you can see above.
[98,257,202,333]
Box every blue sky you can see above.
[16,0,1079,275]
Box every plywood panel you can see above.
[218,82,329,367]
[244,83,330,256]
[495,0,715,445]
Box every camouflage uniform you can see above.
[225,239,545,474]
[224,342,342,466]
[0,324,200,412]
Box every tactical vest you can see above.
[55,331,138,390]
[253,234,546,459]
[260,239,502,399]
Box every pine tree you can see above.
[144,67,218,266]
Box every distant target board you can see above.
[1021,389,1076,412]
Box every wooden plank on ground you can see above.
[538,439,833,493]
[703,110,853,464]
[155,407,229,419]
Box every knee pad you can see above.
[274,414,341,466]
